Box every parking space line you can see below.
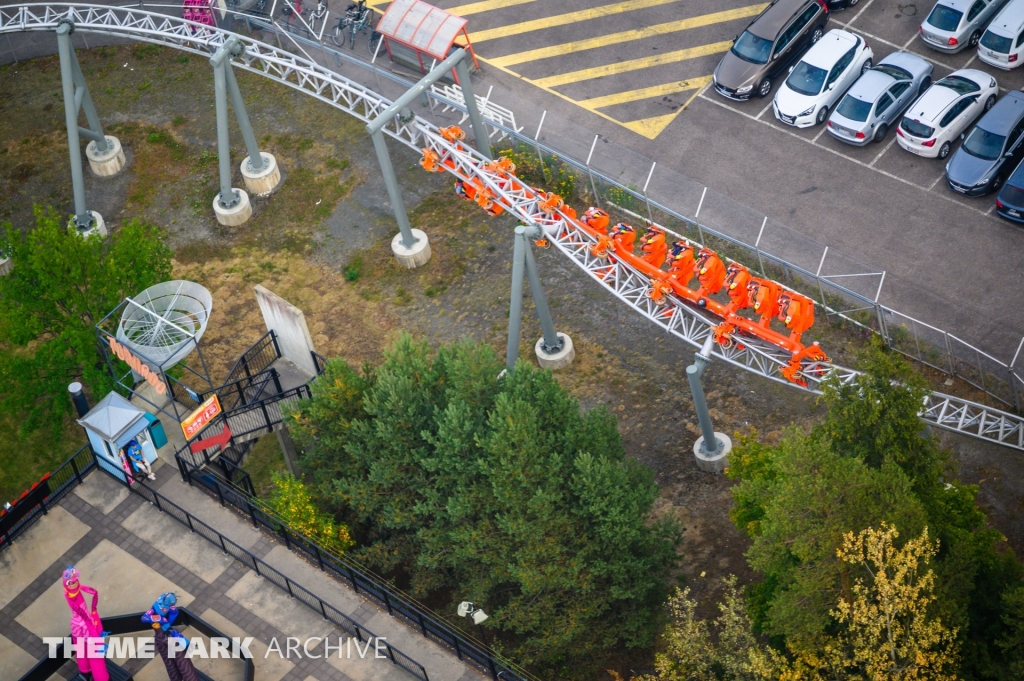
[869,135,898,166]
[533,41,732,87]
[833,21,960,72]
[964,53,978,68]
[488,4,767,67]
[576,76,712,108]
[844,0,878,27]
[987,205,997,214]
[696,91,999,220]
[756,100,773,119]
[812,125,828,142]
[901,34,917,49]
[928,173,946,190]
[445,0,540,15]
[468,0,685,42]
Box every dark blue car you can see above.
[995,159,1024,223]
[946,90,1024,197]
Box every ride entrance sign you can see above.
[181,395,222,441]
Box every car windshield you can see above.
[873,64,912,80]
[837,95,873,121]
[935,75,980,94]
[731,30,772,64]
[962,126,1006,160]
[900,117,935,138]
[981,31,1013,53]
[786,62,828,96]
[926,4,963,31]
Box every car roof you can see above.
[977,91,1024,131]
[908,83,961,122]
[846,70,895,100]
[987,0,1024,36]
[801,29,859,68]
[750,0,814,37]
[878,51,928,75]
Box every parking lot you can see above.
[367,0,1024,359]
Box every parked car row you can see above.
[711,0,1024,222]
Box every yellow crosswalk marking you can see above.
[468,0,685,43]
[489,5,766,67]
[533,41,731,88]
[446,0,541,16]
[622,84,707,138]
[577,76,713,109]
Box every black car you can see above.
[995,159,1024,223]
[946,91,1024,197]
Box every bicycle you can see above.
[306,0,328,36]
[331,0,375,49]
[279,0,303,34]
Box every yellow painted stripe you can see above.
[577,75,713,109]
[533,40,732,88]
[468,0,685,43]
[490,5,766,67]
[446,0,540,16]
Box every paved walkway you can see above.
[0,459,483,681]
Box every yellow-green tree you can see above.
[829,523,959,680]
[262,472,353,554]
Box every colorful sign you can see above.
[181,395,222,441]
[107,336,167,395]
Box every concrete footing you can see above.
[86,136,127,177]
[0,257,11,276]
[535,333,575,370]
[72,211,107,238]
[240,153,281,196]
[693,433,732,474]
[213,189,252,226]
[391,229,431,268]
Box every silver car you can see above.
[827,52,934,145]
[919,0,1008,52]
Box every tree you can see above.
[0,207,172,437]
[826,523,960,680]
[289,335,679,677]
[260,472,354,554]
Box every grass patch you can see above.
[242,435,288,497]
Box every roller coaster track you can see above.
[2,2,1023,452]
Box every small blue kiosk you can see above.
[78,391,160,482]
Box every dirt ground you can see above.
[3,44,1023,673]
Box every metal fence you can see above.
[0,445,95,550]
[174,456,535,681]
[114,470,431,681]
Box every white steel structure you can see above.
[117,280,212,367]
[2,3,1022,451]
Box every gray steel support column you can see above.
[522,229,563,353]
[69,46,108,153]
[370,129,417,247]
[56,21,92,228]
[505,228,528,371]
[223,57,265,172]
[212,61,239,208]
[686,335,725,457]
[454,59,492,161]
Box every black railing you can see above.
[201,367,282,412]
[167,373,204,412]
[1,445,95,551]
[18,607,254,681]
[178,467,532,681]
[312,350,328,375]
[177,448,256,497]
[107,471,429,681]
[224,330,281,386]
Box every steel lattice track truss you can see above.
[2,2,1021,451]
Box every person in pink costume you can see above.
[62,566,110,681]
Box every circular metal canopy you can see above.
[116,280,212,368]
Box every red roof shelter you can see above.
[375,0,479,79]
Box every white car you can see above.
[896,69,998,158]
[774,29,874,128]
[978,0,1024,69]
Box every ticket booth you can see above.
[375,0,479,80]
[78,392,160,483]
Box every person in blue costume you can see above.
[143,593,198,681]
